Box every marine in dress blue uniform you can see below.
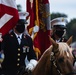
[51,17,68,42]
[0,19,37,75]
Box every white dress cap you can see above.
[18,12,29,20]
[51,17,68,28]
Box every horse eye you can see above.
[58,57,64,63]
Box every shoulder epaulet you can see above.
[8,32,14,37]
[62,37,67,42]
[24,33,30,38]
[62,38,64,42]
[23,34,28,39]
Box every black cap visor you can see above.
[53,25,67,29]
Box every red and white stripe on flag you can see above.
[26,0,52,59]
[0,0,19,36]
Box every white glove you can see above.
[31,26,39,38]
[26,59,37,70]
[33,25,39,33]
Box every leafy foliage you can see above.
[17,4,22,12]
[51,12,67,20]
[67,19,76,42]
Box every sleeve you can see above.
[25,35,37,70]
[26,35,37,61]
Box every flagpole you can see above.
[34,0,40,59]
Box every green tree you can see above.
[17,4,22,12]
[51,12,67,20]
[67,18,76,42]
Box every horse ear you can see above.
[49,36,58,48]
[66,36,73,45]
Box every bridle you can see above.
[50,48,76,75]
[50,51,63,75]
[17,66,32,75]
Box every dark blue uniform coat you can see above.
[0,31,37,75]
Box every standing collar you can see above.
[14,32,23,39]
[56,38,61,43]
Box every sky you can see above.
[16,0,76,22]
[51,0,76,21]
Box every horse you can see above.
[23,36,76,75]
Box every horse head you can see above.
[24,36,76,75]
[49,36,76,75]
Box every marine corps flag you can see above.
[0,0,19,36]
[26,0,51,59]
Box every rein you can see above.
[23,69,32,75]
[50,51,63,75]
[50,48,76,75]
[17,66,32,75]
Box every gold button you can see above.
[17,58,20,61]
[17,63,20,66]
[18,48,20,51]
[18,53,20,56]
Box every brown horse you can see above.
[24,36,76,75]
